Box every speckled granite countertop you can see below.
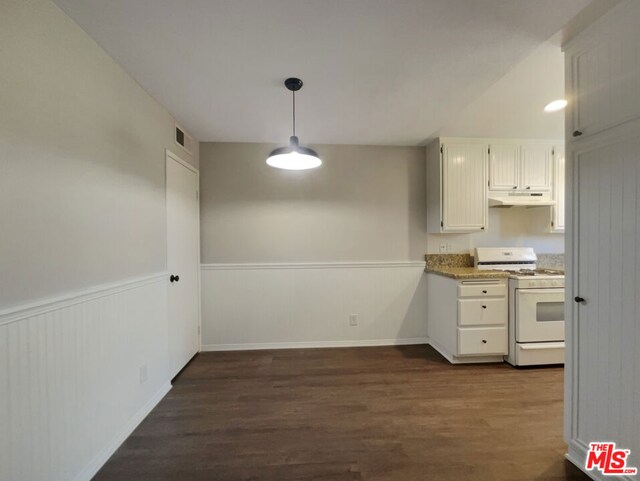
[424,253,564,279]
[424,253,509,279]
[424,265,511,280]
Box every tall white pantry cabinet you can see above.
[564,1,640,478]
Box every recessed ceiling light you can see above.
[544,99,568,112]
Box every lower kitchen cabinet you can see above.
[427,274,507,363]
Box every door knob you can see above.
[573,130,583,137]
[574,296,585,304]
[170,275,180,283]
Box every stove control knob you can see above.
[530,281,537,287]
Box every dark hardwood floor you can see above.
[94,345,589,481]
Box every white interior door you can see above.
[166,151,200,378]
[573,134,640,458]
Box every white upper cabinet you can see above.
[426,140,487,233]
[519,145,551,192]
[442,143,488,232]
[566,4,640,140]
[488,144,519,191]
[550,146,565,232]
[489,143,552,192]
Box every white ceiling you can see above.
[52,0,593,145]
[439,39,565,139]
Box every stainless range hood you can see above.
[488,194,556,208]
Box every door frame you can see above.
[165,149,201,352]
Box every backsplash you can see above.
[425,254,473,268]
[425,253,564,270]
[536,253,564,269]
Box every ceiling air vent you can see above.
[175,124,194,155]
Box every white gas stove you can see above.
[475,248,565,366]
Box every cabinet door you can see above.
[568,5,640,139]
[520,145,551,191]
[489,144,519,191]
[572,134,640,454]
[442,143,487,232]
[551,147,565,232]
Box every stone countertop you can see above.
[424,265,511,280]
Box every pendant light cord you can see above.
[292,90,296,137]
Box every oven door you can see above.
[515,288,565,342]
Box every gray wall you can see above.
[0,0,197,308]
[200,143,426,263]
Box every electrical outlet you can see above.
[439,243,447,253]
[349,314,359,326]
[139,364,148,385]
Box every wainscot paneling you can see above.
[0,273,170,481]
[201,262,428,351]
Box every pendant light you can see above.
[267,78,321,170]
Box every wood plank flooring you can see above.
[93,345,589,481]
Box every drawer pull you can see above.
[482,339,487,344]
[482,290,487,294]
[482,305,487,309]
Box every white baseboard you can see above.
[73,382,172,481]
[202,337,429,352]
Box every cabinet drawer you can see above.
[458,283,506,298]
[457,327,507,356]
[458,298,507,326]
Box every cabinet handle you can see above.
[482,339,487,344]
[170,274,180,283]
[574,296,586,304]
[573,130,583,137]
[480,227,485,230]
[526,186,531,190]
[482,305,487,309]
[512,186,517,189]
[482,290,488,294]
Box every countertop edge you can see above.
[424,267,511,280]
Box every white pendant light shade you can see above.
[267,136,322,170]
[267,78,321,170]
[267,152,322,170]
